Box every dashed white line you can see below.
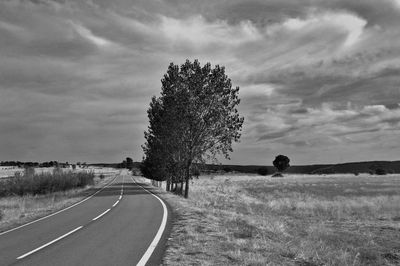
[17,226,83,260]
[0,174,119,236]
[131,177,168,266]
[13,174,125,261]
[92,209,111,221]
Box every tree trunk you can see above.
[184,161,191,198]
[180,181,183,195]
[184,176,189,198]
[166,179,171,191]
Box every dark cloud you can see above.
[289,108,309,114]
[385,103,400,110]
[257,127,296,141]
[335,128,380,136]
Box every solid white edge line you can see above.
[0,174,120,237]
[92,208,111,221]
[112,200,119,207]
[16,226,83,260]
[119,195,122,200]
[131,177,168,266]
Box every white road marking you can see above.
[17,226,83,260]
[112,200,119,207]
[92,209,111,221]
[0,175,119,236]
[131,177,168,266]
[119,195,122,200]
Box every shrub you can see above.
[257,167,269,176]
[0,170,95,197]
[99,174,105,179]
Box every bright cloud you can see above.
[281,12,367,47]
[69,21,113,48]
[160,15,261,46]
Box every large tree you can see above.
[142,59,244,198]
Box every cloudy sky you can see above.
[1,0,400,165]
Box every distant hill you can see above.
[202,160,400,175]
[90,160,400,175]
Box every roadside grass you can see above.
[0,170,119,233]
[161,174,400,266]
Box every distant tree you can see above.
[273,155,290,173]
[126,157,134,170]
[142,60,244,198]
[223,166,233,173]
[72,164,76,170]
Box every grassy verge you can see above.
[0,171,119,233]
[160,174,400,266]
[0,169,95,196]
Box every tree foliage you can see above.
[142,59,244,197]
[273,155,290,172]
[126,157,134,170]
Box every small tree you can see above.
[273,155,290,175]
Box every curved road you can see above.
[0,171,171,266]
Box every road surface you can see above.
[0,171,171,266]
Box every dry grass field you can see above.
[0,168,120,233]
[161,174,400,266]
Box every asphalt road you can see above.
[0,171,170,266]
